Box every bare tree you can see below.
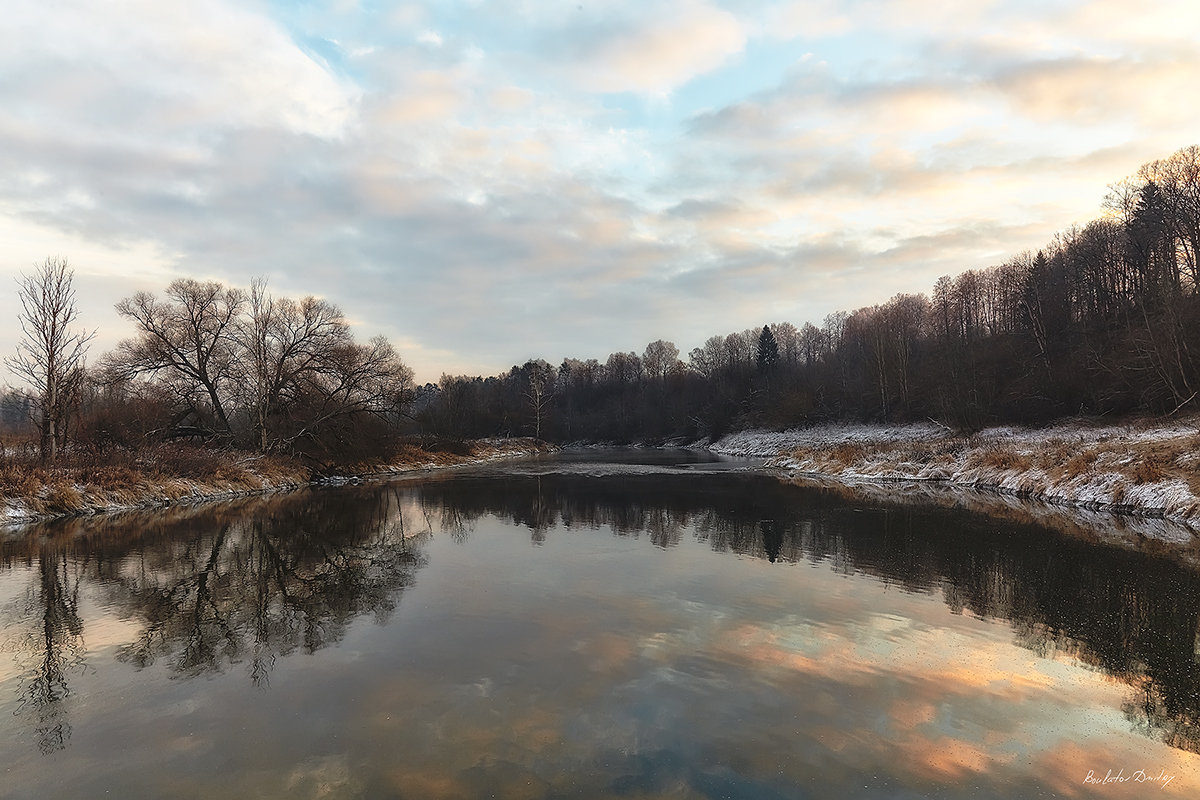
[281,334,415,449]
[642,339,680,381]
[4,257,94,464]
[237,278,350,451]
[110,279,247,436]
[519,359,555,440]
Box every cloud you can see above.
[0,0,359,141]
[5,0,1200,383]
[992,55,1200,128]
[369,70,465,125]
[554,1,747,95]
[760,0,854,40]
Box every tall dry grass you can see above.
[0,440,310,517]
[1,434,550,521]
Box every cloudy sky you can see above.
[2,0,1199,383]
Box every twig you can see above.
[1167,392,1197,417]
[927,417,955,434]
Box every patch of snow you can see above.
[709,422,1200,533]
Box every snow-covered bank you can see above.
[1,438,553,528]
[710,420,1200,532]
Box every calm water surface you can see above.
[2,448,1199,799]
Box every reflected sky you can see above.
[1,451,1199,798]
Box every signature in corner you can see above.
[1084,769,1176,789]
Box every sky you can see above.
[3,0,1200,384]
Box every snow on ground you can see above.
[711,423,943,457]
[711,421,1200,532]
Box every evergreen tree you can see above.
[756,325,779,373]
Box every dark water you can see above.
[2,448,1198,798]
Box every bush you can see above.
[140,442,229,479]
[411,436,477,457]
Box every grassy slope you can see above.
[1,438,553,524]
[712,417,1200,529]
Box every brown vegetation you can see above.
[769,417,1200,526]
[1,435,551,523]
[977,448,1034,472]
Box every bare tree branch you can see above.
[3,257,95,463]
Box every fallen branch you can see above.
[927,417,955,434]
[1167,392,1197,417]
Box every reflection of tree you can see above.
[509,476,554,544]
[5,546,88,753]
[103,490,429,683]
[412,469,1200,755]
[4,465,1200,758]
[0,484,432,742]
[417,474,701,546]
[759,519,782,562]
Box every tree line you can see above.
[3,267,414,467]
[6,144,1200,463]
[418,145,1200,441]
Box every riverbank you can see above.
[0,437,553,526]
[710,418,1200,533]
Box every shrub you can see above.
[142,442,228,479]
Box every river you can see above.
[1,448,1197,798]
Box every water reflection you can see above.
[2,488,430,749]
[413,468,1200,755]
[5,546,87,753]
[0,454,1198,793]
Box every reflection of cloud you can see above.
[674,608,1200,792]
[906,736,997,780]
[348,551,1200,796]
[286,754,360,800]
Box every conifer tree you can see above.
[756,325,779,373]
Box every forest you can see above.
[4,145,1200,471]
[420,145,1200,443]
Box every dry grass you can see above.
[0,461,43,497]
[1033,440,1076,471]
[0,440,306,518]
[1,435,549,522]
[826,443,868,468]
[895,438,961,465]
[771,420,1200,525]
[1057,450,1099,481]
[37,481,85,515]
[975,448,1033,471]
[1109,439,1195,485]
[1124,455,1169,484]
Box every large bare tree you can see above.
[110,279,247,436]
[237,278,355,451]
[109,277,414,454]
[4,257,94,464]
